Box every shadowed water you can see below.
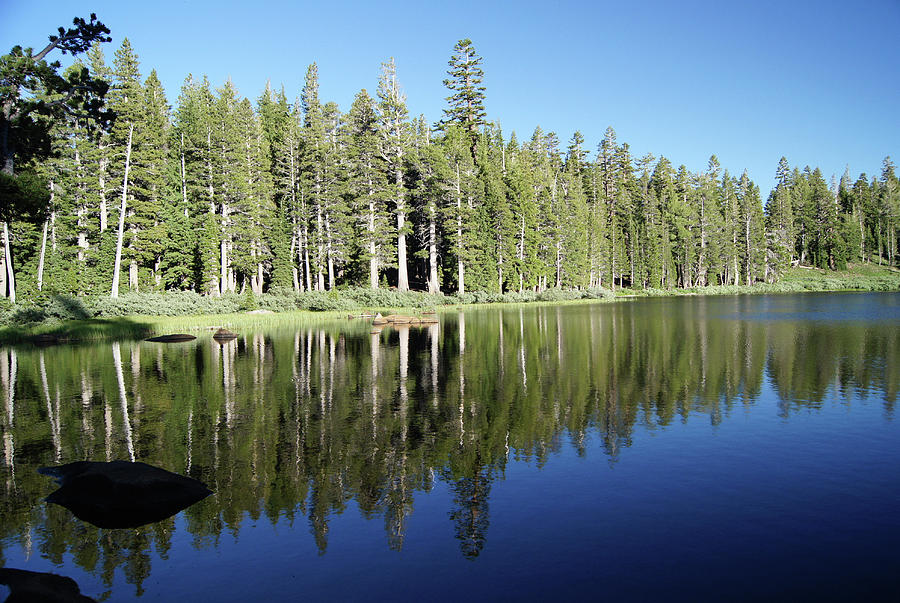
[0,293,898,601]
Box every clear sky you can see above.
[2,0,898,195]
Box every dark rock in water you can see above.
[31,333,60,345]
[212,328,238,341]
[145,334,196,343]
[38,460,213,529]
[0,567,96,602]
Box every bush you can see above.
[88,292,242,317]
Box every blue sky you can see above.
[2,0,898,194]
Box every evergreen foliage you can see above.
[2,32,897,311]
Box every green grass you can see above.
[613,263,900,298]
[1,264,897,346]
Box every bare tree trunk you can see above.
[315,196,324,291]
[1,222,13,303]
[396,162,409,291]
[129,260,138,291]
[37,219,48,292]
[428,200,439,293]
[397,208,408,291]
[0,234,7,300]
[497,231,503,292]
[220,204,229,295]
[456,163,464,295]
[326,214,335,290]
[555,240,562,288]
[698,193,707,286]
[99,139,109,232]
[180,132,188,216]
[745,215,752,285]
[111,123,134,299]
[368,176,379,288]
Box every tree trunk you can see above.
[37,219,48,292]
[326,213,335,290]
[368,182,378,289]
[397,209,408,291]
[555,240,562,288]
[129,260,139,291]
[428,201,439,294]
[456,163,464,295]
[396,161,409,291]
[2,222,14,304]
[517,215,524,293]
[111,123,134,299]
[497,231,503,292]
[180,132,188,216]
[99,139,109,232]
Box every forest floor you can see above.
[1,263,897,346]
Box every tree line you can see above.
[2,31,898,304]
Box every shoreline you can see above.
[1,264,898,346]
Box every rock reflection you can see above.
[39,461,213,529]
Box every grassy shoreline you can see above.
[1,264,897,346]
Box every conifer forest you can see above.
[2,25,899,305]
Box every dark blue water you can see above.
[1,293,898,601]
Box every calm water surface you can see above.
[1,293,899,601]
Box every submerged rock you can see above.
[31,333,61,346]
[385,315,413,324]
[212,328,238,341]
[145,334,196,343]
[372,314,437,328]
[38,461,213,529]
[0,567,96,602]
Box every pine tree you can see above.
[377,58,411,291]
[345,89,391,288]
[300,63,328,290]
[439,39,487,156]
[503,132,538,292]
[321,100,349,289]
[878,157,898,266]
[648,157,677,288]
[269,96,303,290]
[172,74,219,293]
[558,131,590,287]
[719,170,741,284]
[257,83,294,290]
[441,124,478,293]
[765,157,795,277]
[737,170,766,283]
[107,38,143,297]
[478,125,515,292]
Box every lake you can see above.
[1,292,898,601]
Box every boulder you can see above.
[39,460,212,529]
[145,334,196,343]
[0,568,95,603]
[212,328,238,341]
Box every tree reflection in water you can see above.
[0,295,896,592]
